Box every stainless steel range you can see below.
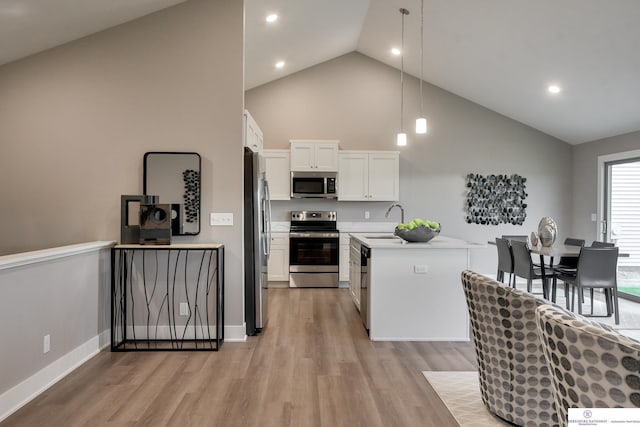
[289,210,339,288]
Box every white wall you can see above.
[246,52,573,275]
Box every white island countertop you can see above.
[350,233,484,249]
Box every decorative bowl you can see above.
[394,225,441,243]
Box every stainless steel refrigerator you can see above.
[244,147,271,335]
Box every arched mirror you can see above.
[144,152,201,235]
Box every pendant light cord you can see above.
[400,8,409,132]
[420,0,424,117]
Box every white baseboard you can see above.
[224,323,247,342]
[0,335,101,422]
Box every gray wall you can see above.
[0,0,246,328]
[572,130,640,243]
[246,52,573,274]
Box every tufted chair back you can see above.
[461,270,558,426]
[536,304,640,427]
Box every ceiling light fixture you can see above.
[397,8,410,147]
[266,14,278,23]
[548,84,561,94]
[275,61,285,69]
[415,0,427,134]
[391,47,401,56]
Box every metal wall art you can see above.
[465,173,527,225]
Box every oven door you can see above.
[289,232,339,287]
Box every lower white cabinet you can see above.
[349,238,361,310]
[339,233,350,282]
[268,233,289,282]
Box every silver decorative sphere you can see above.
[538,217,557,247]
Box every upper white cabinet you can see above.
[244,110,263,154]
[290,140,339,171]
[338,151,399,201]
[263,149,290,200]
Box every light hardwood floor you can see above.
[2,288,477,427]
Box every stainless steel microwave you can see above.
[291,171,337,198]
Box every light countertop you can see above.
[350,233,485,249]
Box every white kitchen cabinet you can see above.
[338,151,399,201]
[339,233,350,282]
[263,149,290,200]
[267,233,289,282]
[289,140,339,171]
[349,238,361,310]
[243,110,263,154]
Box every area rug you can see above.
[422,371,511,427]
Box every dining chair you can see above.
[555,237,585,268]
[511,240,550,298]
[591,240,615,248]
[555,246,620,324]
[495,237,515,287]
[501,235,528,242]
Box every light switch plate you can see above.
[211,212,233,226]
[591,213,597,222]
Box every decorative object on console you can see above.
[120,194,159,244]
[465,173,527,225]
[139,203,172,245]
[537,216,557,247]
[144,152,201,235]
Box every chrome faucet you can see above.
[385,203,405,224]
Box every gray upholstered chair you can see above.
[536,303,640,427]
[461,270,558,426]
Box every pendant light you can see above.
[397,8,409,146]
[415,0,427,134]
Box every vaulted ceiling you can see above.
[2,0,640,145]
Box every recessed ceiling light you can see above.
[266,14,278,23]
[391,48,401,56]
[548,85,561,94]
[275,61,285,69]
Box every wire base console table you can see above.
[111,243,224,351]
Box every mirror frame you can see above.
[143,151,201,235]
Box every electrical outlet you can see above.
[43,334,50,354]
[365,211,370,220]
[591,213,597,222]
[414,265,428,274]
[180,302,189,316]
[211,212,233,226]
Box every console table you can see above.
[111,243,224,351]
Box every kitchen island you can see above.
[350,233,483,341]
